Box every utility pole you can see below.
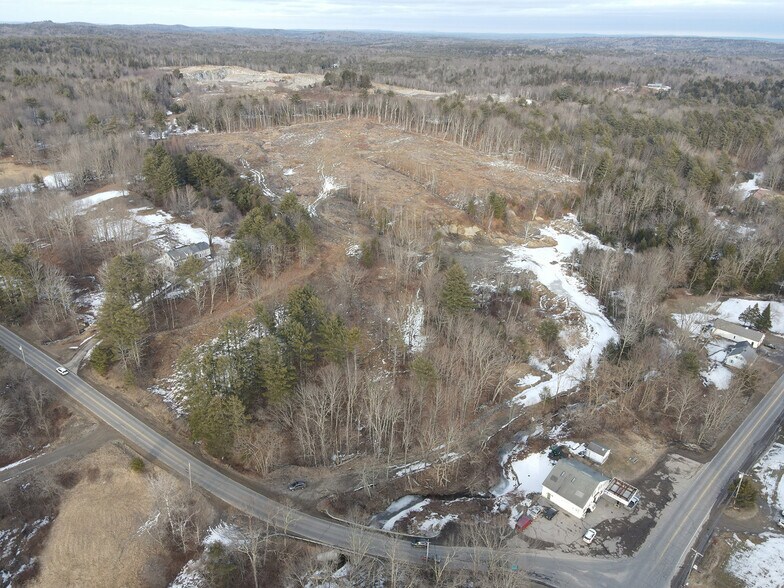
[733,471,745,508]
[683,548,703,586]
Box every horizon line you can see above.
[2,20,783,43]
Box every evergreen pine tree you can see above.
[756,304,772,331]
[739,303,762,328]
[440,262,474,315]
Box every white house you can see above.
[541,459,610,519]
[724,341,757,369]
[712,318,765,349]
[584,442,611,465]
[165,242,211,270]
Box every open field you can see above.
[177,65,445,99]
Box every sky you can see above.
[3,0,784,39]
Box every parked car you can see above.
[287,480,306,491]
[582,528,597,544]
[543,507,559,520]
[55,366,69,376]
[627,496,640,509]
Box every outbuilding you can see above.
[712,318,765,349]
[541,459,610,519]
[584,442,611,465]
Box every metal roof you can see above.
[542,459,608,510]
[585,442,610,457]
[726,341,756,359]
[166,241,210,262]
[713,319,765,344]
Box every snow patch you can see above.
[72,190,128,214]
[505,216,618,405]
[382,499,430,531]
[726,533,784,588]
[753,442,784,515]
[203,522,244,548]
[308,171,344,216]
[735,172,763,200]
[43,172,73,190]
[418,513,458,534]
[401,293,427,352]
[700,363,733,390]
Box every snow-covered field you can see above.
[492,423,585,497]
[505,215,618,406]
[724,440,784,587]
[130,208,230,250]
[754,442,784,515]
[727,533,784,588]
[72,190,128,214]
[714,298,784,336]
[700,363,733,390]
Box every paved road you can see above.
[0,425,117,484]
[2,324,783,587]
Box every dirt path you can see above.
[0,425,117,483]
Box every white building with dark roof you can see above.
[584,442,611,465]
[542,459,610,519]
[165,242,211,270]
[712,318,765,348]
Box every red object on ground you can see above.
[515,515,533,532]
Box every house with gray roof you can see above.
[712,318,765,348]
[542,459,610,519]
[165,242,211,269]
[724,341,757,368]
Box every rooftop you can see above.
[585,442,610,457]
[713,318,765,344]
[543,459,608,510]
[166,241,210,262]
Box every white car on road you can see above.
[55,366,69,376]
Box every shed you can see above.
[541,459,610,519]
[584,442,611,465]
[712,319,765,349]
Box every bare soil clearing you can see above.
[177,65,444,99]
[189,118,576,226]
[0,160,51,188]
